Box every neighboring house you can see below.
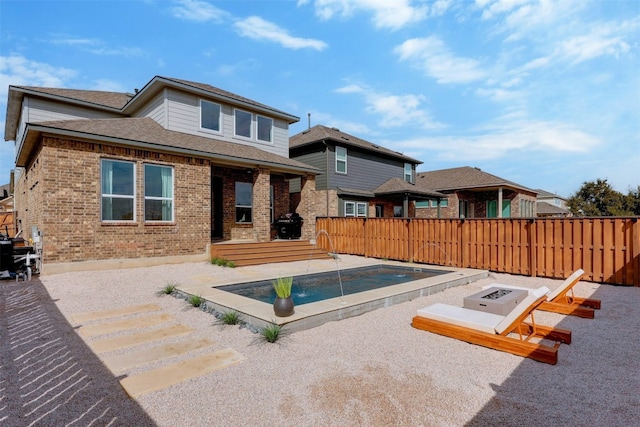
[0,183,11,212]
[414,166,538,218]
[535,189,572,217]
[289,125,444,218]
[4,76,320,265]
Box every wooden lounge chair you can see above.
[412,288,572,365]
[482,269,601,319]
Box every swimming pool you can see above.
[218,265,447,305]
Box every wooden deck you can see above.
[210,240,332,267]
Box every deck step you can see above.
[210,240,332,267]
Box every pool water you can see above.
[217,265,446,305]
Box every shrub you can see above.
[188,294,204,308]
[210,256,236,268]
[261,324,282,343]
[220,310,242,325]
[158,282,177,296]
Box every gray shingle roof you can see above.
[22,118,319,174]
[537,201,571,215]
[290,125,422,164]
[9,86,132,109]
[374,177,444,198]
[416,166,536,193]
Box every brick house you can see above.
[4,76,319,267]
[289,125,444,218]
[414,166,537,218]
[535,188,572,217]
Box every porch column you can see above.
[403,193,409,218]
[498,187,503,218]
[253,166,271,242]
[299,173,317,240]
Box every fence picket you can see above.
[315,217,639,286]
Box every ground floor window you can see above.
[144,164,174,222]
[520,199,534,217]
[101,159,135,221]
[236,182,253,223]
[375,204,384,217]
[488,200,511,218]
[345,201,367,217]
[394,206,403,217]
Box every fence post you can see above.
[633,218,639,286]
[529,218,537,278]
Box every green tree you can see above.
[567,179,632,216]
[625,185,640,215]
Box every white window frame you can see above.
[234,108,253,139]
[345,201,355,217]
[235,182,253,223]
[200,99,222,133]
[257,115,273,143]
[336,146,347,174]
[345,201,366,217]
[404,163,413,183]
[101,159,135,222]
[144,164,174,222]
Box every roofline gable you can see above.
[122,76,300,124]
[290,125,422,164]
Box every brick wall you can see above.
[16,137,211,263]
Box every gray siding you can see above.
[18,97,122,142]
[329,144,406,191]
[289,150,327,189]
[134,91,166,126]
[162,88,290,158]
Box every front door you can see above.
[211,175,223,239]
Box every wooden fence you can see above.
[315,217,640,286]
[0,212,14,238]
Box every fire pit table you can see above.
[463,286,528,316]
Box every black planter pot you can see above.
[273,296,294,317]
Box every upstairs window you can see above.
[200,100,221,132]
[144,164,174,222]
[257,115,273,143]
[336,146,347,174]
[404,163,413,183]
[235,109,252,139]
[101,159,135,221]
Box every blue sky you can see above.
[1,0,638,197]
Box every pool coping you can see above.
[176,260,488,333]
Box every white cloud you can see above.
[555,19,638,65]
[397,119,600,162]
[335,83,445,130]
[303,0,428,30]
[395,36,487,84]
[0,55,76,98]
[171,0,229,23]
[234,16,328,51]
[49,34,145,57]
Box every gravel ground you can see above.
[2,256,639,427]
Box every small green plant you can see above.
[272,276,293,298]
[261,324,282,343]
[160,282,176,295]
[188,294,204,308]
[210,256,236,268]
[220,310,242,325]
